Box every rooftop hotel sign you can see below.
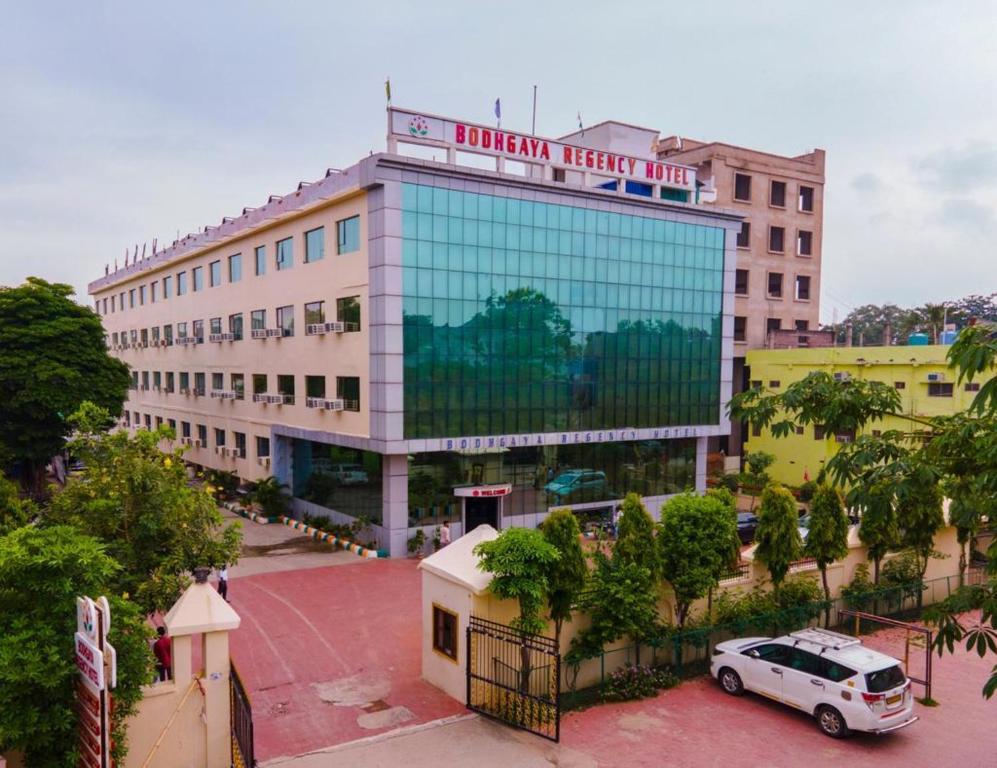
[389,107,696,192]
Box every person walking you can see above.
[439,521,451,547]
[153,626,172,682]
[217,565,229,602]
[613,505,623,538]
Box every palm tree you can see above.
[917,303,948,344]
[247,476,290,518]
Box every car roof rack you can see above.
[789,628,862,651]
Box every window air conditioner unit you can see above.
[323,399,345,411]
[182,437,192,446]
[927,372,945,382]
[193,388,206,397]
[251,329,268,339]
[265,328,283,338]
[306,324,326,336]
[209,334,224,343]
[258,457,271,467]
[833,372,850,382]
[179,387,190,395]
[325,321,346,333]
[177,336,196,345]
[221,391,237,400]
[275,393,293,405]
[210,390,223,398]
[252,393,268,403]
[194,439,203,448]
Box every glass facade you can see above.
[337,216,360,254]
[292,440,384,524]
[401,183,725,439]
[408,438,696,526]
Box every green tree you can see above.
[247,476,290,518]
[857,483,899,584]
[804,484,850,624]
[613,492,658,577]
[0,475,35,535]
[474,527,560,636]
[753,484,803,594]
[540,509,587,644]
[740,451,775,512]
[46,404,242,613]
[0,526,152,768]
[896,474,945,593]
[0,278,130,495]
[658,493,739,628]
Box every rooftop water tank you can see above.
[908,333,930,346]
[940,330,958,345]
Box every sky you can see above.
[1,1,994,323]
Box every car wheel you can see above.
[816,705,850,738]
[718,667,744,696]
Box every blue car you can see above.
[544,469,607,504]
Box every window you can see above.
[277,305,294,337]
[233,432,247,459]
[432,605,458,661]
[305,227,325,263]
[164,325,173,345]
[337,216,360,254]
[306,375,326,399]
[769,226,785,253]
[735,269,749,295]
[785,648,822,676]
[733,173,751,202]
[192,319,204,343]
[150,282,157,303]
[768,380,781,388]
[798,230,813,256]
[750,380,762,390]
[251,309,266,331]
[209,260,222,287]
[277,375,295,402]
[165,372,175,393]
[141,328,149,347]
[119,291,125,310]
[210,317,222,336]
[179,371,190,391]
[252,374,267,394]
[304,301,325,326]
[129,289,136,308]
[966,382,981,392]
[336,297,361,331]
[255,245,266,276]
[894,381,906,390]
[768,272,783,298]
[194,372,206,395]
[872,429,882,437]
[814,425,826,440]
[151,326,160,345]
[144,414,152,429]
[163,275,173,299]
[177,271,187,295]
[337,376,360,411]
[734,316,747,342]
[766,317,781,334]
[795,275,811,301]
[795,319,809,331]
[229,313,243,341]
[214,428,226,447]
[110,296,116,313]
[192,266,204,292]
[799,185,815,212]
[736,221,750,249]
[155,416,163,429]
[141,371,149,390]
[751,423,762,437]
[232,373,245,400]
[197,424,207,446]
[276,237,293,270]
[124,411,131,427]
[928,382,954,397]
[228,253,242,283]
[256,436,270,458]
[167,418,176,433]
[744,643,791,665]
[795,425,805,435]
[139,285,146,305]
[181,421,191,439]
[153,371,162,389]
[770,180,786,208]
[834,429,856,444]
[821,659,856,683]
[212,372,224,391]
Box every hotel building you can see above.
[89,108,744,556]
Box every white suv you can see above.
[710,628,917,737]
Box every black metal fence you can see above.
[467,615,561,742]
[231,662,255,767]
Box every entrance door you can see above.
[465,497,499,532]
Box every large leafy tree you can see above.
[753,484,803,593]
[540,508,587,644]
[804,484,850,624]
[0,525,152,768]
[0,278,130,495]
[613,492,658,577]
[0,475,35,535]
[45,404,242,613]
[658,493,739,628]
[857,483,899,584]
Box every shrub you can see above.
[604,663,679,702]
[407,529,426,555]
[798,480,817,502]
[842,563,877,611]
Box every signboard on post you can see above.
[75,596,116,768]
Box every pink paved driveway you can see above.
[228,559,464,762]
[561,625,997,768]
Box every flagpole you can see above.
[531,85,537,135]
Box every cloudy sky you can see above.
[1,1,994,322]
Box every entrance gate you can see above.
[231,662,255,767]
[466,615,561,742]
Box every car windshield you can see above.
[737,514,755,524]
[865,665,906,693]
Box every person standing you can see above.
[153,626,172,682]
[613,505,623,538]
[217,565,229,602]
[439,521,451,547]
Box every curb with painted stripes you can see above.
[221,501,276,525]
[277,516,386,558]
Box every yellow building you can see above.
[744,344,988,486]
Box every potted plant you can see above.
[407,529,426,558]
[432,527,442,552]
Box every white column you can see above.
[382,454,410,557]
[695,436,709,494]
